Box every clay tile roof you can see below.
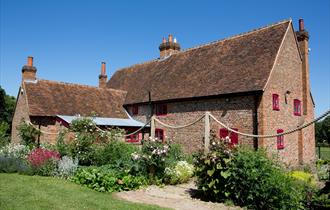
[107,20,291,105]
[24,80,128,118]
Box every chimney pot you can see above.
[299,18,304,31]
[27,56,33,67]
[168,34,173,43]
[162,37,166,44]
[101,62,106,75]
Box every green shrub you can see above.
[311,181,330,208]
[316,159,330,181]
[290,171,317,186]
[94,140,139,166]
[194,141,235,201]
[130,140,185,182]
[72,166,148,192]
[165,143,184,168]
[164,160,194,185]
[0,122,10,147]
[70,117,97,133]
[55,130,70,156]
[0,155,32,174]
[17,121,41,148]
[195,142,305,209]
[0,143,30,159]
[56,156,78,178]
[0,143,32,174]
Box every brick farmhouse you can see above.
[12,19,315,166]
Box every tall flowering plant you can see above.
[27,148,60,176]
[131,139,170,178]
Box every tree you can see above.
[315,115,330,145]
[0,86,16,126]
[0,86,16,143]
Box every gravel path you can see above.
[115,181,240,210]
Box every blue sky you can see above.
[0,0,329,115]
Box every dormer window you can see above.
[293,99,301,116]
[272,94,280,111]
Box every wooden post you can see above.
[150,116,155,140]
[204,112,210,154]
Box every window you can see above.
[126,131,141,143]
[277,129,284,149]
[272,94,280,110]
[155,128,164,142]
[219,128,238,145]
[156,104,167,116]
[132,104,139,115]
[294,99,301,116]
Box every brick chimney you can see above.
[159,34,181,58]
[99,62,107,88]
[22,56,37,81]
[295,18,310,115]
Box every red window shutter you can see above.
[230,129,238,145]
[272,94,280,111]
[132,105,139,115]
[156,104,167,116]
[155,129,164,142]
[277,129,284,149]
[219,128,238,145]
[219,128,228,139]
[293,99,301,116]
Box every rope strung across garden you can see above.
[123,118,152,137]
[154,114,205,129]
[209,109,330,138]
[26,121,65,135]
[155,109,330,138]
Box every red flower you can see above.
[27,148,60,167]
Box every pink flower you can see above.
[27,148,60,167]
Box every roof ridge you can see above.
[28,79,126,94]
[112,19,291,74]
[182,19,291,53]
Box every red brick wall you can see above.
[30,116,69,145]
[11,87,30,144]
[128,95,256,153]
[260,25,315,166]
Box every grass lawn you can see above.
[0,173,167,210]
[316,146,330,160]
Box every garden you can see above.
[0,117,329,209]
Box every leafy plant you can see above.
[0,143,32,174]
[194,141,306,209]
[56,156,78,178]
[27,147,60,176]
[94,140,139,166]
[0,122,10,147]
[70,117,97,133]
[164,160,194,185]
[72,166,148,192]
[0,143,30,159]
[290,171,317,186]
[17,121,41,148]
[194,140,235,201]
[0,155,32,174]
[316,159,330,181]
[0,86,16,127]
